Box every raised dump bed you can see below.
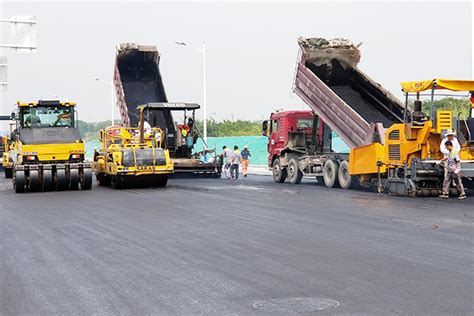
[294,37,406,148]
[113,43,221,176]
[114,43,175,145]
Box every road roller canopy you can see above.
[138,102,201,111]
[17,100,76,107]
[401,79,474,93]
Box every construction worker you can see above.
[231,145,241,180]
[222,145,234,179]
[439,140,466,200]
[440,129,460,156]
[24,109,41,127]
[143,120,152,138]
[241,145,251,177]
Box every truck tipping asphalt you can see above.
[113,43,222,176]
[294,37,406,148]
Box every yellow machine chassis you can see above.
[93,126,173,188]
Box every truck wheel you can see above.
[42,169,53,191]
[69,168,79,190]
[323,159,340,188]
[288,159,303,184]
[55,168,68,191]
[13,169,25,193]
[80,168,92,190]
[96,173,109,186]
[272,158,287,183]
[4,168,13,179]
[338,160,353,189]
[28,169,40,192]
[316,176,324,185]
[111,176,124,189]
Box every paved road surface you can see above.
[1,175,473,314]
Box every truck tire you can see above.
[272,158,287,183]
[13,169,25,193]
[69,168,79,190]
[323,159,340,188]
[96,173,109,186]
[288,159,303,184]
[316,176,325,185]
[42,169,53,191]
[338,160,355,190]
[80,168,92,190]
[55,168,68,191]
[28,169,40,192]
[111,175,125,189]
[4,168,13,179]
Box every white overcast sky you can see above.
[0,0,472,123]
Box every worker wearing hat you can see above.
[241,145,251,177]
[439,129,465,199]
[440,129,460,156]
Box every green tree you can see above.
[409,97,470,118]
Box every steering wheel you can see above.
[297,122,310,130]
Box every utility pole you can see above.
[92,78,115,126]
[174,40,208,145]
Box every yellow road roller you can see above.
[93,106,173,189]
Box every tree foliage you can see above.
[78,119,262,141]
[194,118,262,137]
[78,120,119,142]
[409,97,470,118]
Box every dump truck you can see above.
[6,100,92,193]
[267,37,473,196]
[93,104,174,189]
[113,43,222,177]
[264,37,405,187]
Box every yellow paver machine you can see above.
[349,79,474,196]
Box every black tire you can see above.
[287,159,303,185]
[111,176,123,189]
[55,168,68,191]
[13,169,25,193]
[96,173,110,186]
[153,175,168,188]
[272,158,287,183]
[316,176,325,185]
[28,169,40,192]
[323,159,340,188]
[338,160,353,190]
[42,169,53,191]
[4,168,13,179]
[69,168,79,190]
[80,168,92,190]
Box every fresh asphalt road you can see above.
[0,174,473,315]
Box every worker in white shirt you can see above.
[143,120,152,138]
[440,129,460,156]
[439,140,466,200]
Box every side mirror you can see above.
[262,120,268,136]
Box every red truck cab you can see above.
[263,110,324,167]
[262,110,347,186]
